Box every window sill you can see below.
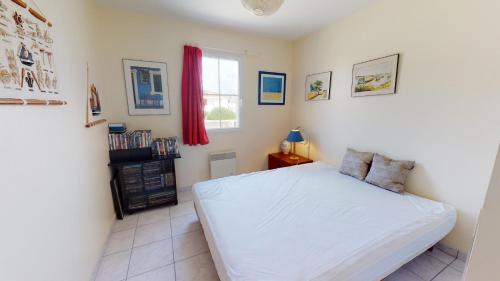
[206,127,241,134]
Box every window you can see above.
[152,73,162,93]
[202,54,240,130]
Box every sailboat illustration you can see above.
[18,42,34,66]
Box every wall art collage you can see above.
[0,0,59,103]
[303,53,400,101]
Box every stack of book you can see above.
[148,190,176,205]
[144,176,163,191]
[163,173,175,186]
[121,164,143,194]
[108,123,127,134]
[143,162,163,191]
[152,137,180,156]
[128,195,147,210]
[108,130,153,151]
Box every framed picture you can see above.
[85,63,106,128]
[305,71,332,101]
[258,71,286,105]
[123,59,170,115]
[89,84,102,116]
[351,54,399,97]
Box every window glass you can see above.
[202,55,240,130]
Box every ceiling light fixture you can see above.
[241,0,285,16]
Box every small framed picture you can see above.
[123,59,171,115]
[305,71,332,101]
[89,84,102,116]
[258,71,286,105]
[352,54,399,97]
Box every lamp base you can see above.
[290,142,299,160]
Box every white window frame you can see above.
[202,49,243,133]
[151,71,163,95]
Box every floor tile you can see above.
[433,266,463,281]
[449,259,466,272]
[403,254,447,281]
[126,264,175,281]
[170,201,196,218]
[178,191,194,203]
[111,215,138,233]
[94,250,130,281]
[137,207,170,226]
[436,243,458,258]
[425,248,455,265]
[175,252,219,281]
[100,213,464,281]
[104,229,135,256]
[134,220,172,247]
[171,213,201,237]
[173,230,209,261]
[385,267,423,281]
[90,259,100,281]
[128,239,174,277]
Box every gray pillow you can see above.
[365,154,415,193]
[339,148,374,180]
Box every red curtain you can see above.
[182,45,209,146]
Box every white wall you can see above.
[465,145,500,280]
[292,0,500,252]
[94,6,293,188]
[0,1,114,281]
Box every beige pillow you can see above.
[365,154,415,193]
[339,148,374,180]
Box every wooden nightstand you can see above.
[268,152,313,170]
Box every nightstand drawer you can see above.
[268,153,313,170]
[268,158,286,170]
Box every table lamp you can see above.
[287,128,304,160]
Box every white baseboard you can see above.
[178,185,192,192]
[89,213,116,281]
[436,242,468,261]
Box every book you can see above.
[108,130,152,151]
[108,123,127,133]
[152,137,180,157]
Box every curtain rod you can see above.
[184,43,260,57]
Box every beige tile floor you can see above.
[93,190,465,281]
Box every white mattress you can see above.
[193,162,456,281]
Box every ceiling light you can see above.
[241,0,285,16]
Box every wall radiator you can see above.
[209,151,236,179]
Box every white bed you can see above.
[193,162,456,281]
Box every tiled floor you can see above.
[94,190,465,281]
[387,249,465,281]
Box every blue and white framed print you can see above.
[258,71,286,105]
[123,59,171,115]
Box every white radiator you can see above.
[210,151,236,179]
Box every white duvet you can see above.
[193,162,456,281]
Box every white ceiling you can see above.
[97,0,376,40]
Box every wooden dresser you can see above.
[268,152,313,170]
